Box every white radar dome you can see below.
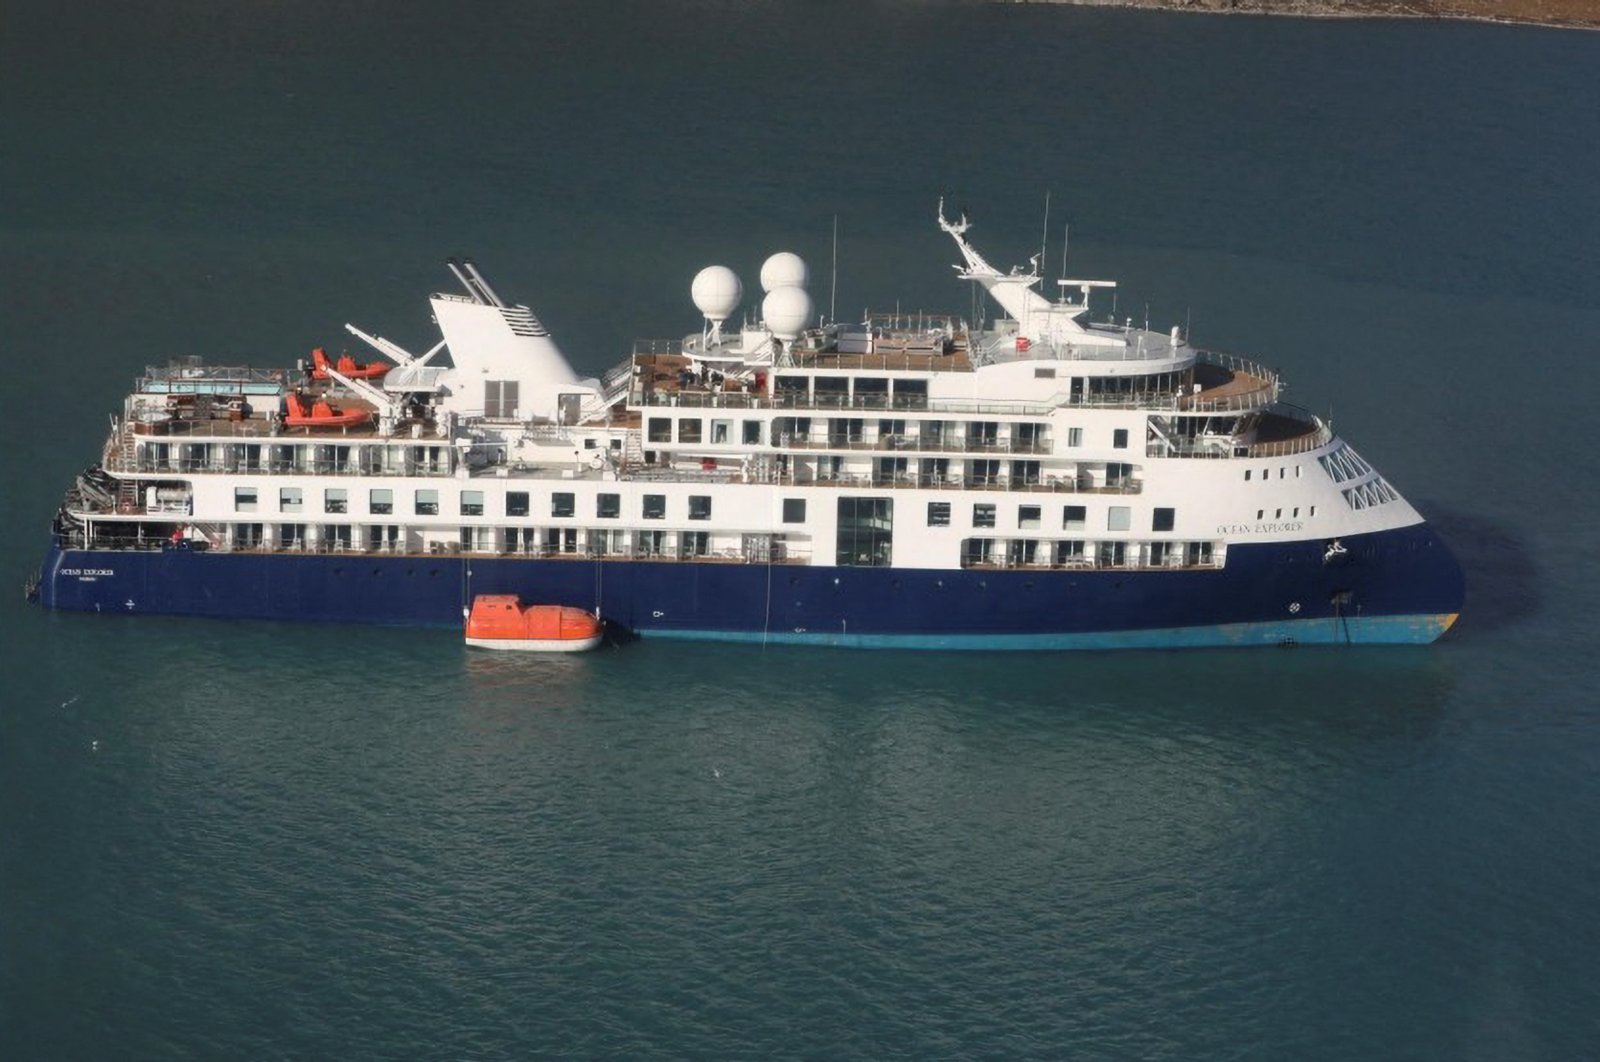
[691,265,742,322]
[760,252,809,293]
[762,285,813,341]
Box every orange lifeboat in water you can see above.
[309,346,389,380]
[465,595,604,652]
[284,392,373,429]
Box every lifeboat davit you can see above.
[283,392,373,429]
[309,346,389,380]
[465,595,604,652]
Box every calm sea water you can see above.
[4,2,1599,1057]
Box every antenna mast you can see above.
[830,214,838,325]
[1039,191,1051,278]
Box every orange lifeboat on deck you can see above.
[309,346,390,380]
[283,392,373,429]
[465,595,604,652]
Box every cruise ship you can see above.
[32,204,1464,649]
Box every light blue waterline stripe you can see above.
[635,614,1455,650]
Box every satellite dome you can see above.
[760,252,809,293]
[691,265,742,322]
[762,285,813,341]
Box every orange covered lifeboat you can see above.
[465,595,604,652]
[284,392,373,429]
[309,346,390,381]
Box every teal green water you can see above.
[5,2,1600,1057]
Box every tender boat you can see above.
[464,595,604,652]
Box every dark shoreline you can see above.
[994,1,1600,32]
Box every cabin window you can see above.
[1018,505,1041,530]
[1257,509,1265,520]
[369,488,393,515]
[234,487,258,512]
[484,380,519,419]
[1034,367,1056,379]
[743,420,763,444]
[324,488,348,515]
[1007,539,1039,566]
[460,490,484,517]
[647,418,672,443]
[782,499,806,524]
[597,493,621,519]
[552,493,575,518]
[1067,427,1083,448]
[279,487,303,514]
[1108,506,1131,532]
[928,501,951,527]
[1063,505,1086,531]
[638,529,667,556]
[711,420,731,444]
[688,495,712,520]
[1098,541,1127,567]
[678,419,702,443]
[1054,540,1086,565]
[1186,542,1215,566]
[836,497,893,567]
[961,538,994,567]
[1153,507,1175,532]
[414,489,439,516]
[1244,469,1252,481]
[973,504,997,529]
[643,494,666,519]
[680,531,710,557]
[507,492,529,517]
[1113,428,1129,449]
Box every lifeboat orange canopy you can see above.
[310,346,390,380]
[465,595,603,652]
[284,392,373,429]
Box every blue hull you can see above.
[35,523,1463,649]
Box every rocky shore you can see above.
[1000,0,1600,30]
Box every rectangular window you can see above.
[369,488,393,515]
[1113,428,1129,449]
[485,380,520,419]
[647,417,672,443]
[279,487,303,513]
[507,491,530,517]
[643,494,666,519]
[1054,540,1086,565]
[680,530,710,557]
[973,503,997,529]
[678,419,702,443]
[1063,504,1086,531]
[460,490,484,517]
[961,538,994,567]
[688,495,712,520]
[597,493,620,518]
[836,497,893,567]
[552,492,575,518]
[324,488,348,514]
[1067,427,1083,448]
[928,501,951,527]
[782,498,806,524]
[415,489,439,516]
[711,419,731,444]
[234,487,258,512]
[1018,505,1041,530]
[1033,367,1056,379]
[743,420,763,445]
[1153,507,1175,532]
[1107,506,1131,531]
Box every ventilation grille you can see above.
[500,305,548,337]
